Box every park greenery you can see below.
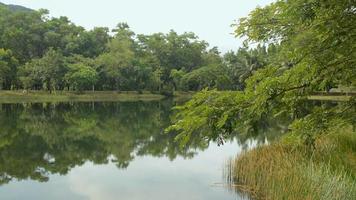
[0,3,271,94]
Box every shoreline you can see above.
[0,90,194,103]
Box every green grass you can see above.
[2,90,345,103]
[225,128,356,200]
[0,90,194,103]
[308,95,352,101]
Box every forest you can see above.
[0,3,274,94]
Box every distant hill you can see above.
[0,2,33,12]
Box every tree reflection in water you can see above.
[0,100,287,185]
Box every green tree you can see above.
[65,63,98,91]
[167,0,356,145]
[181,65,232,91]
[0,7,49,62]
[19,49,66,92]
[19,59,42,90]
[44,16,85,56]
[96,23,135,90]
[1,4,235,92]
[203,47,222,66]
[223,45,272,90]
[170,69,186,91]
[0,49,18,90]
[72,27,110,58]
[136,31,211,88]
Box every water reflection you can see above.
[0,101,207,185]
[0,100,292,200]
[0,100,291,186]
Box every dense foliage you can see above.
[0,4,271,93]
[168,0,356,145]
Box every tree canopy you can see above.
[1,4,266,93]
[167,0,356,145]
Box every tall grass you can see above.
[225,130,356,200]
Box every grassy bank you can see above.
[308,95,353,101]
[226,129,356,200]
[0,90,346,103]
[0,90,194,103]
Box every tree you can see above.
[19,49,66,92]
[1,4,234,93]
[19,59,42,90]
[167,0,356,145]
[96,23,135,90]
[170,69,186,91]
[65,63,98,91]
[0,7,49,62]
[136,31,211,88]
[223,44,272,90]
[0,49,18,90]
[72,27,110,58]
[44,16,85,56]
[181,65,232,91]
[0,4,275,93]
[203,47,222,66]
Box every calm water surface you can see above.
[0,100,274,200]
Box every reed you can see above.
[225,130,356,200]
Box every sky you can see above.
[2,0,275,52]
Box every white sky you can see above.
[2,0,275,52]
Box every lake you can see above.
[0,100,273,200]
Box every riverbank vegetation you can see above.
[0,90,171,103]
[0,90,194,102]
[226,128,356,200]
[0,3,274,94]
[167,0,356,199]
